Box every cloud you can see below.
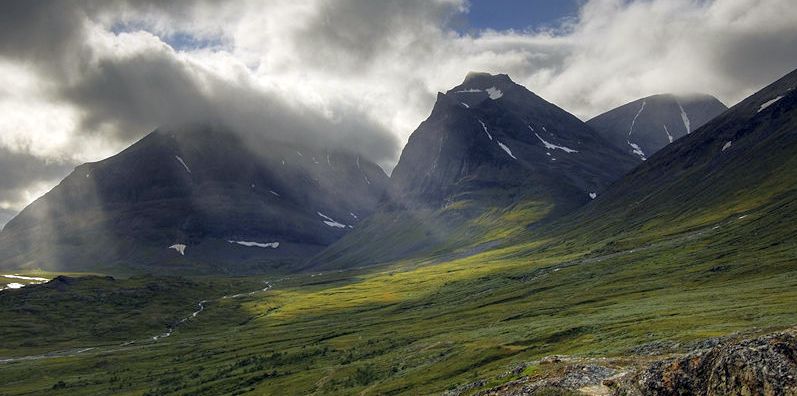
[0,0,795,220]
[0,147,75,215]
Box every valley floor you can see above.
[1,208,797,395]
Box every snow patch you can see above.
[486,87,503,100]
[350,212,358,219]
[627,140,647,161]
[535,133,578,153]
[175,156,191,174]
[3,283,24,289]
[676,100,691,133]
[169,244,187,255]
[478,120,493,140]
[628,101,646,137]
[663,125,673,143]
[269,190,280,197]
[3,274,48,282]
[758,96,784,112]
[454,88,482,93]
[497,141,517,159]
[589,192,597,200]
[317,212,347,228]
[460,102,470,108]
[722,141,732,152]
[228,240,279,249]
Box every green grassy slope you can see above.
[2,198,797,395]
[0,275,261,357]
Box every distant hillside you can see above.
[587,93,727,160]
[0,125,388,275]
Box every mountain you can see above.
[311,72,639,268]
[587,93,728,160]
[0,125,389,275]
[392,72,638,208]
[566,68,797,245]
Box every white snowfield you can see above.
[461,102,470,108]
[758,96,784,113]
[317,212,347,228]
[485,87,503,100]
[497,141,517,159]
[628,101,646,137]
[722,141,733,152]
[0,274,49,291]
[589,192,597,199]
[627,140,647,161]
[663,125,674,143]
[479,120,493,140]
[169,244,187,255]
[535,132,578,153]
[676,100,691,133]
[3,274,48,282]
[175,155,191,174]
[228,240,279,248]
[454,87,502,99]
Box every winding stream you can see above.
[0,281,273,364]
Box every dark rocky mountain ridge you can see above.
[587,93,728,161]
[0,124,389,274]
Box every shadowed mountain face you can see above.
[0,125,389,275]
[311,73,639,269]
[391,72,638,209]
[574,68,797,235]
[587,93,728,161]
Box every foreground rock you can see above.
[617,328,797,395]
[449,327,797,396]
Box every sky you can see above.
[1,0,796,227]
[464,0,582,31]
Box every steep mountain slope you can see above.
[587,93,727,160]
[312,73,638,268]
[392,72,637,207]
[561,68,797,248]
[0,125,388,275]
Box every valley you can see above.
[2,190,797,394]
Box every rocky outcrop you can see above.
[618,328,797,396]
[450,327,797,396]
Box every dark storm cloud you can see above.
[0,0,401,161]
[0,1,88,70]
[293,0,462,70]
